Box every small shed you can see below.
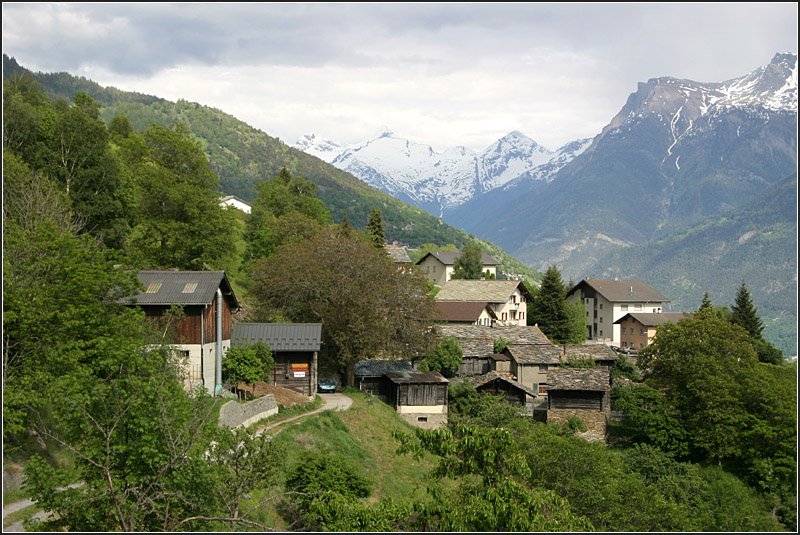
[354,360,413,401]
[385,370,449,429]
[547,367,611,442]
[470,371,538,415]
[231,323,322,398]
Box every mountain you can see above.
[294,129,590,216]
[2,54,541,283]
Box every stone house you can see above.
[547,367,611,442]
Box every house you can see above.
[231,323,322,398]
[385,241,412,266]
[354,359,413,400]
[435,280,532,326]
[130,270,240,395]
[502,344,563,398]
[566,278,670,347]
[385,370,449,429]
[219,195,252,214]
[436,324,553,374]
[416,251,499,286]
[560,343,618,368]
[434,301,497,326]
[546,367,611,442]
[614,312,688,350]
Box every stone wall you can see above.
[398,412,448,430]
[547,408,607,443]
[218,394,278,428]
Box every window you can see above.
[511,310,517,319]
[177,349,190,360]
[417,416,428,423]
[600,330,603,336]
[538,384,548,394]
[520,312,524,320]
[634,304,642,311]
[640,329,646,336]
[599,317,603,323]
[586,311,589,317]
[511,295,516,304]
[539,364,548,373]
[599,303,603,309]
[502,312,507,321]
[621,304,628,311]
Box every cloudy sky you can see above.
[3,3,797,151]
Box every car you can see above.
[317,378,337,393]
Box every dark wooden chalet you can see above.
[385,370,449,429]
[354,360,413,401]
[547,367,611,442]
[231,323,322,397]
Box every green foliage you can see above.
[750,336,784,365]
[249,226,437,385]
[221,342,273,385]
[698,290,713,311]
[450,241,485,280]
[493,336,509,354]
[447,383,526,429]
[731,281,764,338]
[611,384,689,456]
[529,265,584,343]
[366,208,386,249]
[419,336,463,377]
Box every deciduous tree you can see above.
[450,241,484,280]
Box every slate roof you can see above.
[436,280,529,303]
[438,324,552,357]
[548,368,610,391]
[566,278,669,303]
[231,323,322,352]
[504,344,562,365]
[435,301,494,322]
[385,242,412,263]
[415,251,499,266]
[132,270,240,309]
[355,359,413,377]
[561,343,618,362]
[385,370,449,384]
[614,312,687,327]
[470,371,537,397]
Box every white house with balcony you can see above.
[566,278,670,347]
[415,251,499,287]
[435,280,531,326]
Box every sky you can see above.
[2,2,797,152]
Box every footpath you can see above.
[2,393,353,532]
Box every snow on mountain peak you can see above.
[293,133,343,163]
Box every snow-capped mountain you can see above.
[294,128,587,216]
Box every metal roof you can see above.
[566,278,669,304]
[132,270,239,309]
[231,323,322,352]
[548,368,610,391]
[436,280,529,303]
[355,359,413,377]
[504,344,563,365]
[385,370,449,384]
[613,312,687,326]
[415,251,499,266]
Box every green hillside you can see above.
[2,54,539,282]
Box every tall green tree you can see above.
[730,281,763,338]
[529,265,583,343]
[249,226,437,385]
[450,241,484,280]
[698,290,713,311]
[419,336,463,377]
[366,208,386,249]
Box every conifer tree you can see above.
[699,291,713,311]
[529,265,571,342]
[730,281,763,338]
[366,208,386,249]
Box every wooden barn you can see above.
[470,371,538,415]
[385,370,449,429]
[354,360,413,401]
[231,323,322,398]
[130,270,240,395]
[547,367,611,442]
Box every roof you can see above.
[436,280,530,303]
[566,278,669,304]
[132,270,239,309]
[231,323,322,352]
[435,301,494,322]
[470,371,537,397]
[489,353,511,362]
[385,370,449,384]
[355,359,413,377]
[438,324,552,357]
[504,344,563,364]
[415,251,499,266]
[613,312,688,326]
[548,368,610,392]
[561,343,618,362]
[385,242,412,263]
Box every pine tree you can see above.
[366,208,386,249]
[730,281,763,338]
[699,291,713,311]
[530,265,571,342]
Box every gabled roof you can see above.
[385,370,449,384]
[470,371,537,397]
[438,324,552,356]
[231,323,322,352]
[566,278,669,304]
[436,280,531,303]
[613,312,687,326]
[504,344,562,365]
[561,343,618,362]
[355,359,413,377]
[385,242,412,263]
[132,270,239,310]
[415,251,499,266]
[435,301,495,322]
[548,368,610,392]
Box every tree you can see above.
[450,241,484,280]
[698,290,713,311]
[730,281,763,338]
[528,265,583,343]
[249,226,437,385]
[221,342,273,385]
[611,383,689,457]
[366,208,386,249]
[419,336,463,377]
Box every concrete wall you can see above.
[218,394,278,428]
